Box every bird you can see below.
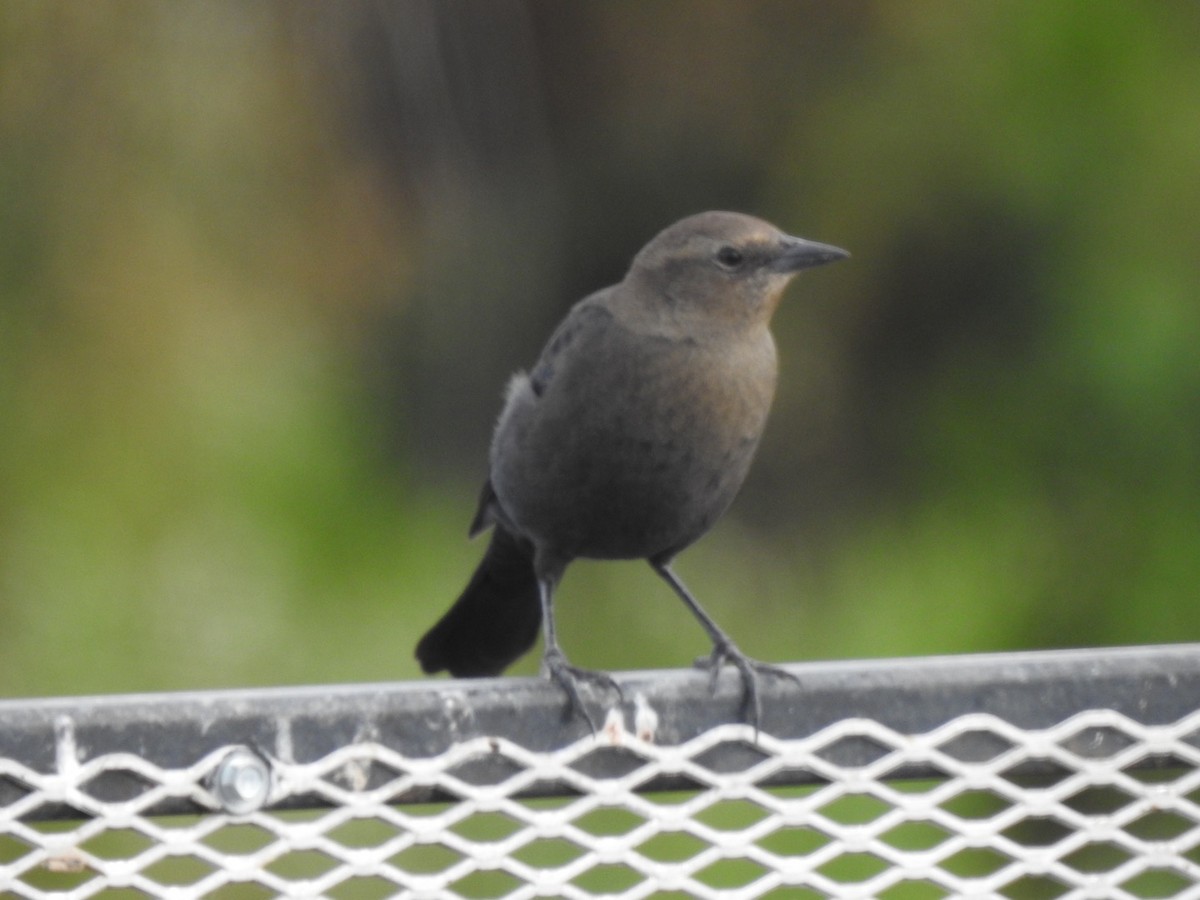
[416,211,848,730]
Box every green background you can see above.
[1,2,1198,699]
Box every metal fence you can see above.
[2,644,1198,898]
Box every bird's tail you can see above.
[415,526,542,677]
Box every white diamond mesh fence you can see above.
[2,646,1199,899]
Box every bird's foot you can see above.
[542,648,624,732]
[695,640,800,733]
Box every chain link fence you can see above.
[2,645,1199,898]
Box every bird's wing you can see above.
[467,478,499,538]
[474,292,618,540]
[528,294,616,398]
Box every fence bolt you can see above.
[212,747,271,815]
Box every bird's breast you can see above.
[492,325,777,562]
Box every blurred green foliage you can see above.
[0,2,1197,700]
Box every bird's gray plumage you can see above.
[416,211,848,730]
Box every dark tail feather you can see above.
[416,526,542,677]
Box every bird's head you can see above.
[628,211,848,329]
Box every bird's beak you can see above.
[771,236,850,273]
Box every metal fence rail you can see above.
[2,645,1199,898]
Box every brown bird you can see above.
[416,211,848,729]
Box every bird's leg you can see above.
[537,577,623,731]
[650,561,799,731]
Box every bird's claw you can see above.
[694,640,800,733]
[543,648,624,732]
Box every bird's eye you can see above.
[716,245,745,270]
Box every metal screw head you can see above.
[211,747,271,815]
